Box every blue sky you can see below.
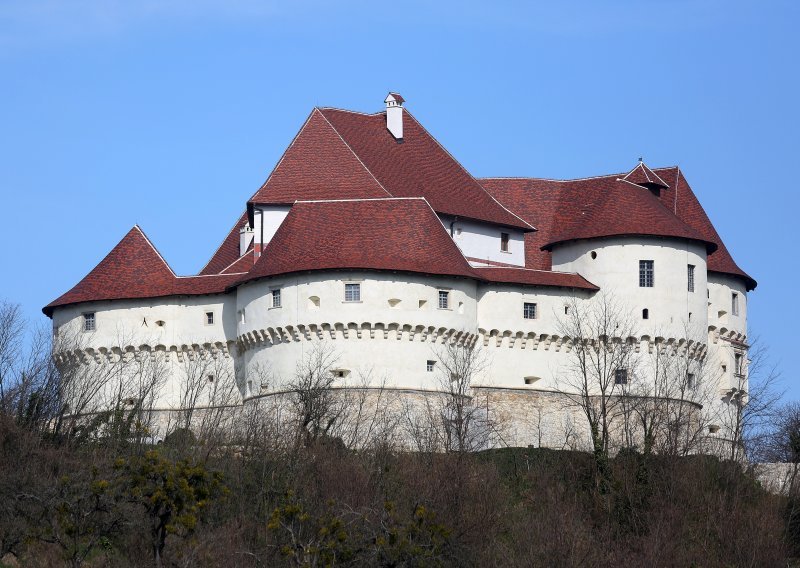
[1,1,797,396]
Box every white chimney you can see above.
[384,92,404,140]
[239,223,254,256]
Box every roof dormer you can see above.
[622,160,670,196]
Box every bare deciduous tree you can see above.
[555,293,638,474]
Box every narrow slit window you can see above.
[687,264,695,292]
[500,232,510,252]
[642,308,649,320]
[731,292,739,316]
[639,260,654,287]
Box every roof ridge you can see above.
[133,225,177,277]
[294,196,426,204]
[471,265,585,277]
[248,109,318,203]
[316,109,394,198]
[198,212,247,275]
[404,111,534,231]
[479,166,681,184]
[317,106,384,117]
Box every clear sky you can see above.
[1,1,797,396]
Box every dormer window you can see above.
[500,232,510,252]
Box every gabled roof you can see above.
[43,226,242,316]
[240,198,477,283]
[248,107,532,230]
[481,165,756,290]
[247,109,390,208]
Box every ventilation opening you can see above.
[308,296,320,309]
[642,308,649,320]
[688,312,692,321]
[207,374,214,383]
[388,298,401,308]
[590,251,597,259]
[524,376,541,385]
[419,300,427,309]
[564,306,569,315]
[331,368,350,379]
[458,301,464,314]
[155,320,165,327]
[708,424,720,434]
[718,310,727,318]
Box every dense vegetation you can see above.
[0,416,796,567]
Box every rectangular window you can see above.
[344,283,361,302]
[205,311,214,325]
[426,360,435,372]
[687,264,695,292]
[687,373,696,389]
[614,368,628,385]
[239,309,246,324]
[732,292,739,316]
[639,260,654,287]
[523,302,537,319]
[500,232,510,252]
[735,352,743,376]
[272,288,281,308]
[438,290,450,309]
[83,312,95,332]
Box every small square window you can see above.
[523,302,537,319]
[731,292,739,316]
[345,283,361,302]
[205,311,214,325]
[500,232,510,252]
[272,288,282,308]
[83,312,95,332]
[614,368,628,385]
[639,260,654,287]
[438,290,449,309]
[426,360,435,372]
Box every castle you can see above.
[43,93,755,450]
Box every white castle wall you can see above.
[236,272,480,394]
[50,233,751,451]
[550,236,709,340]
[439,215,525,266]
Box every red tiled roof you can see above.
[248,110,390,207]
[541,176,713,251]
[387,92,405,103]
[240,198,477,283]
[249,107,531,230]
[198,211,249,275]
[652,167,756,290]
[43,226,241,316]
[481,164,756,290]
[221,252,257,274]
[472,267,598,291]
